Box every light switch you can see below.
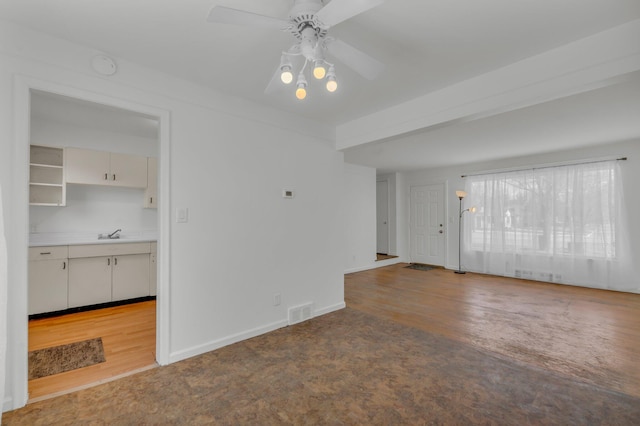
[176,207,189,223]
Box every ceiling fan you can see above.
[207,0,385,100]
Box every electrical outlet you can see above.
[273,293,281,306]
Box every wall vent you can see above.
[288,303,314,325]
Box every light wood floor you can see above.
[28,300,157,401]
[345,263,640,398]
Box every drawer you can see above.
[29,246,68,261]
[68,242,151,258]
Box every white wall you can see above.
[1,20,344,411]
[30,185,157,234]
[31,119,158,157]
[344,163,377,273]
[400,140,640,282]
[29,118,158,234]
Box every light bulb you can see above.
[325,65,337,92]
[279,55,293,84]
[280,67,293,84]
[326,77,338,93]
[313,62,326,79]
[295,71,308,100]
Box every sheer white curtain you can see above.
[0,183,7,418]
[462,160,636,292]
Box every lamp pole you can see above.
[456,193,466,274]
[455,190,475,274]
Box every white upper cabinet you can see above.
[65,147,147,188]
[110,153,148,188]
[144,157,158,208]
[65,147,110,185]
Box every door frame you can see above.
[376,179,390,255]
[10,75,171,409]
[408,181,449,266]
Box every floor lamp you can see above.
[455,190,476,274]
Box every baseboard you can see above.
[3,396,14,413]
[168,301,347,364]
[345,257,404,274]
[169,318,289,364]
[314,301,346,317]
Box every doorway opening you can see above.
[26,90,161,401]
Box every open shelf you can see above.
[30,145,66,206]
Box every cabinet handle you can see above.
[113,174,116,181]
[150,197,153,204]
[62,261,66,270]
[107,258,110,266]
[114,257,118,266]
[104,173,108,180]
[40,252,51,255]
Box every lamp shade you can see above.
[456,190,467,199]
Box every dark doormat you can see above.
[28,337,106,380]
[405,263,435,271]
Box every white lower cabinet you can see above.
[29,247,69,315]
[28,241,154,314]
[68,256,112,308]
[149,242,157,296]
[68,243,152,307]
[112,254,150,301]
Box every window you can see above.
[462,160,633,291]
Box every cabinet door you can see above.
[110,153,148,188]
[68,256,112,308]
[29,259,68,315]
[144,157,158,208]
[149,251,157,296]
[65,148,110,185]
[112,254,150,301]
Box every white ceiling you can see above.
[3,0,640,171]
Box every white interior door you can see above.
[410,184,445,265]
[376,180,389,254]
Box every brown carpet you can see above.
[28,338,105,380]
[6,308,640,424]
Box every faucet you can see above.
[107,228,122,239]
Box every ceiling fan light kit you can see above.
[296,72,308,100]
[207,0,385,100]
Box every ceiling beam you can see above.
[336,19,640,150]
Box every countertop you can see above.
[29,231,158,247]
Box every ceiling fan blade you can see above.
[315,0,384,28]
[207,6,289,31]
[326,38,384,80]
[264,66,284,94]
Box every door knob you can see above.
[439,230,443,234]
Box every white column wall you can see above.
[344,163,377,273]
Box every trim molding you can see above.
[345,257,404,274]
[168,302,347,364]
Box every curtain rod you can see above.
[461,156,627,178]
